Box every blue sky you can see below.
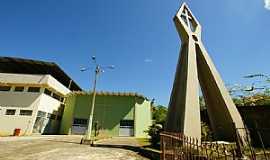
[0,0,269,106]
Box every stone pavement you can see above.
[0,135,150,160]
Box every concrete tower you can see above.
[165,3,247,144]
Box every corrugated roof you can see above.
[0,56,81,91]
[68,91,148,99]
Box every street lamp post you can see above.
[85,65,99,140]
[81,56,114,143]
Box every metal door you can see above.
[72,124,86,135]
[71,118,87,135]
[119,120,134,136]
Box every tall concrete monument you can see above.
[165,3,247,143]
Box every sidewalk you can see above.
[0,135,149,160]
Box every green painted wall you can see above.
[134,97,152,138]
[60,93,152,137]
[60,95,76,134]
[60,93,136,136]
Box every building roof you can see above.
[0,56,81,91]
[68,91,148,100]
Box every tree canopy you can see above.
[152,105,167,126]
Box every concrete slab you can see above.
[0,135,149,160]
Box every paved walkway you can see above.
[96,137,140,146]
[0,135,149,160]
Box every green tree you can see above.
[201,122,213,141]
[233,97,244,106]
[145,124,162,147]
[152,105,167,126]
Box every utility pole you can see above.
[80,56,114,144]
[85,65,99,140]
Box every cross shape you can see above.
[180,8,196,32]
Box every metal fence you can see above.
[160,132,237,160]
[160,130,270,160]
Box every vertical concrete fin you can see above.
[165,39,201,140]
[196,43,246,141]
[165,2,247,145]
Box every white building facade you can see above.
[0,73,71,136]
[0,56,81,136]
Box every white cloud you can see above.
[265,0,270,10]
[144,58,153,63]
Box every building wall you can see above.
[134,97,152,138]
[46,75,70,95]
[0,73,70,95]
[38,93,62,114]
[0,90,64,136]
[60,94,135,136]
[35,93,63,134]
[0,73,71,136]
[60,93,152,137]
[93,95,134,136]
[0,91,41,136]
[60,95,76,134]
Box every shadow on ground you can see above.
[94,144,160,160]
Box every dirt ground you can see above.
[0,135,150,160]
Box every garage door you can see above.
[72,118,87,135]
[119,120,134,137]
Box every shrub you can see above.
[145,124,163,146]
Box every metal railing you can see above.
[160,132,237,160]
[160,130,270,160]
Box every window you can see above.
[44,88,51,96]
[6,109,16,115]
[52,93,61,101]
[14,86,24,92]
[20,110,33,116]
[28,87,40,93]
[60,97,64,102]
[0,86,11,91]
[50,114,56,120]
[47,113,56,119]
